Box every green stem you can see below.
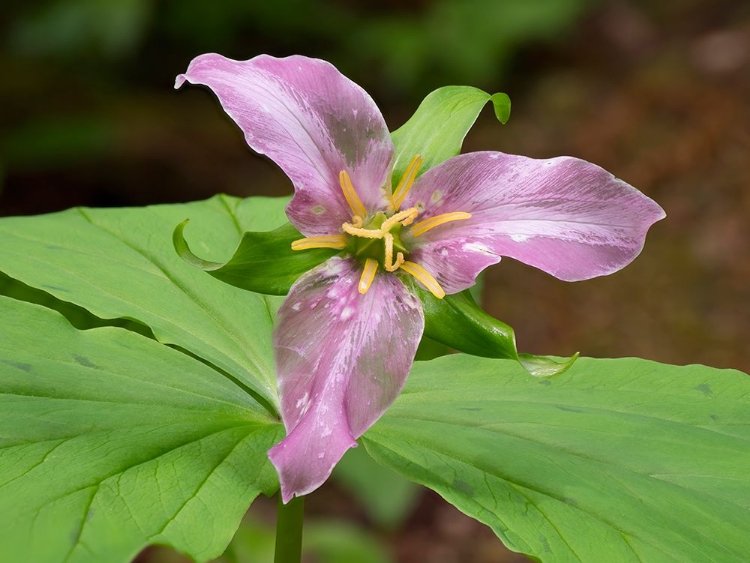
[274,494,305,563]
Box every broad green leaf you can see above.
[0,296,282,563]
[391,85,510,181]
[174,221,337,296]
[415,284,577,377]
[364,355,750,563]
[0,195,289,410]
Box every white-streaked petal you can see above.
[176,54,394,234]
[268,256,423,502]
[402,152,665,293]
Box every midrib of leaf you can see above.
[71,207,277,413]
[62,424,257,563]
[217,194,243,235]
[76,208,269,381]
[0,216,276,411]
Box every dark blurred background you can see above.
[2,0,749,562]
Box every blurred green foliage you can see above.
[333,444,423,530]
[8,0,152,59]
[6,0,595,90]
[1,0,596,190]
[218,517,392,563]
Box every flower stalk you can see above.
[274,494,305,563]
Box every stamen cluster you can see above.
[291,155,472,299]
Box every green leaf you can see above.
[490,92,512,124]
[0,195,289,410]
[415,284,577,377]
[391,85,510,181]
[174,220,337,296]
[364,355,750,563]
[0,296,282,563]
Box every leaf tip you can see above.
[490,92,511,124]
[172,219,223,271]
[518,351,579,378]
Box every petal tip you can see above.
[267,424,357,503]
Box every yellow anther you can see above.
[383,233,405,272]
[358,258,379,294]
[399,261,445,299]
[291,235,348,251]
[339,170,367,219]
[409,212,472,238]
[390,155,423,211]
[381,207,419,231]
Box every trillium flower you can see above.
[176,54,665,503]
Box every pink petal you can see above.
[176,54,394,235]
[402,152,666,293]
[268,256,423,502]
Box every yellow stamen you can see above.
[350,215,364,228]
[383,233,405,272]
[359,258,379,294]
[339,170,367,219]
[381,207,419,231]
[291,235,348,251]
[399,261,445,299]
[390,155,423,211]
[409,212,472,238]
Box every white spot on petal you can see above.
[295,392,310,410]
[311,205,326,215]
[318,452,326,459]
[464,242,494,255]
[340,306,354,321]
[430,190,443,204]
[291,302,301,312]
[510,234,530,243]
